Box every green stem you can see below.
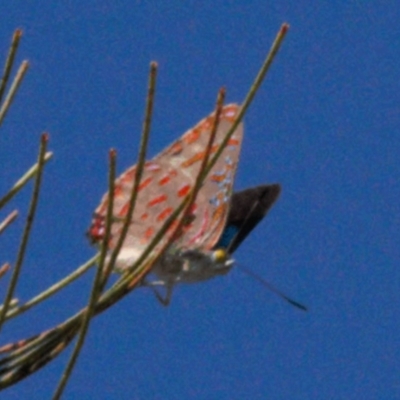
[0,29,22,104]
[0,210,18,235]
[0,60,29,128]
[0,134,48,333]
[52,149,117,399]
[5,255,98,320]
[0,152,53,210]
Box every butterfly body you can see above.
[151,248,233,284]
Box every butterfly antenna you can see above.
[238,264,307,311]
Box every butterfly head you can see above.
[211,248,230,264]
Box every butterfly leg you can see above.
[141,278,174,306]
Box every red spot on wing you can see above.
[177,184,191,197]
[141,227,155,243]
[210,173,226,183]
[168,141,183,156]
[113,185,123,198]
[216,191,225,203]
[181,153,203,168]
[158,175,171,186]
[212,204,225,222]
[184,127,201,144]
[140,212,149,221]
[157,207,173,222]
[228,138,239,146]
[148,194,168,207]
[199,117,212,131]
[120,168,136,183]
[181,144,219,168]
[88,214,105,243]
[139,177,153,191]
[97,201,108,215]
[118,202,130,217]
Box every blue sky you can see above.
[0,2,399,399]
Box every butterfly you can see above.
[88,104,280,304]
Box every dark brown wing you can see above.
[215,184,281,254]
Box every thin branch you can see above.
[0,29,22,104]
[0,134,48,333]
[0,152,53,210]
[52,149,117,399]
[170,88,226,244]
[0,60,29,128]
[0,319,80,381]
[0,303,86,370]
[106,62,157,271]
[203,23,290,180]
[0,264,10,281]
[236,23,289,127]
[0,299,18,314]
[98,150,118,290]
[4,256,98,320]
[0,210,18,236]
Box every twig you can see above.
[0,210,18,236]
[0,152,53,210]
[0,299,18,314]
[0,264,10,281]
[169,88,226,244]
[52,149,117,399]
[203,23,290,180]
[0,29,22,104]
[98,150,118,290]
[4,256,98,320]
[0,134,48,333]
[106,62,157,271]
[0,60,29,128]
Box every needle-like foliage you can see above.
[0,24,290,396]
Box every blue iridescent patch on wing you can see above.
[214,224,239,250]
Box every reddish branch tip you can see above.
[281,23,290,34]
[109,148,117,159]
[219,87,226,97]
[0,263,10,280]
[150,61,158,69]
[41,133,49,142]
[14,29,23,38]
[0,263,10,272]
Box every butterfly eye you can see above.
[212,248,228,263]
